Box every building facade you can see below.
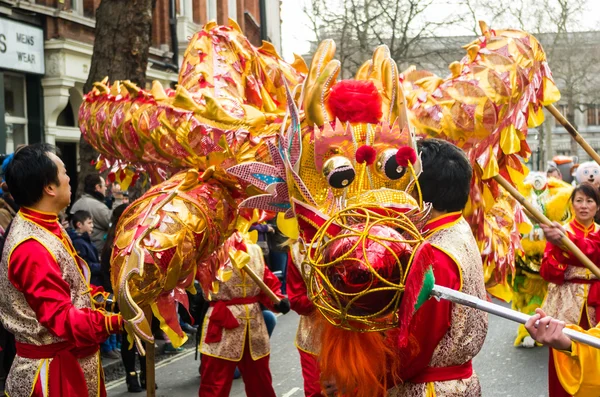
[0,0,281,184]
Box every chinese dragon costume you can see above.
[79,17,562,396]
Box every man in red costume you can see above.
[389,139,488,396]
[0,143,123,397]
[286,241,323,397]
[199,235,290,397]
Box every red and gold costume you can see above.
[199,240,284,397]
[389,213,488,397]
[286,242,322,397]
[0,207,122,397]
[76,17,564,397]
[541,219,600,397]
[552,325,600,397]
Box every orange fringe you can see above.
[318,317,400,397]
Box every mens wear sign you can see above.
[0,18,45,74]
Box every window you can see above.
[587,104,600,126]
[554,104,568,127]
[228,0,237,20]
[3,74,28,153]
[207,0,217,21]
[181,0,193,20]
[67,0,84,15]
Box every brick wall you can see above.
[245,0,260,24]
[244,12,260,46]
[193,0,207,25]
[45,16,95,44]
[33,0,265,60]
[152,0,171,48]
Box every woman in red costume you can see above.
[540,182,600,397]
[0,143,123,397]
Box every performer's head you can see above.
[417,138,472,213]
[570,182,600,225]
[4,143,71,213]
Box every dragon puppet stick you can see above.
[228,250,282,304]
[494,174,600,280]
[430,284,600,349]
[240,266,282,304]
[546,104,600,166]
[142,306,156,397]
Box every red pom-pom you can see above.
[396,146,417,167]
[356,145,377,165]
[327,80,383,124]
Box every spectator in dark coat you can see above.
[70,173,111,251]
[68,210,103,287]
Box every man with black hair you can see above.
[70,173,111,251]
[0,143,123,397]
[389,139,488,397]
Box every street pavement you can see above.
[107,300,549,397]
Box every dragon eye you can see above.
[377,148,406,180]
[323,156,356,188]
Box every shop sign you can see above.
[0,17,45,74]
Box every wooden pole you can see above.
[142,306,156,397]
[546,104,600,165]
[241,265,281,305]
[494,174,600,279]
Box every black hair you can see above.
[83,173,103,196]
[4,143,61,207]
[417,138,472,212]
[71,210,92,228]
[570,182,600,206]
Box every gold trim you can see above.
[21,207,59,217]
[429,243,464,292]
[424,211,463,227]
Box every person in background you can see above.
[100,203,147,393]
[110,184,129,207]
[70,173,111,252]
[100,203,128,293]
[267,218,289,294]
[68,210,104,288]
[547,166,563,181]
[249,222,274,268]
[58,210,69,229]
[68,210,119,361]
